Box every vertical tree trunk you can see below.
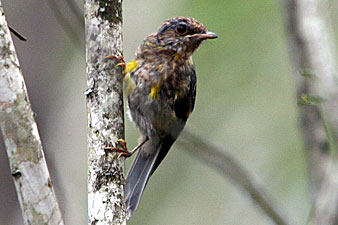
[281,0,338,224]
[85,0,126,224]
[0,2,64,225]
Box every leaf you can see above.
[299,70,314,77]
[298,93,322,105]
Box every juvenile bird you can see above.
[119,17,217,219]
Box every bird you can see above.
[110,17,217,219]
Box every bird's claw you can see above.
[105,51,126,69]
[104,139,132,159]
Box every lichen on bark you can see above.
[0,3,64,224]
[85,0,126,224]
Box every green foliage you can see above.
[300,70,314,77]
[298,93,322,106]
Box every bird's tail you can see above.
[125,137,174,219]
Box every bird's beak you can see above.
[196,31,218,40]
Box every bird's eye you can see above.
[175,24,188,35]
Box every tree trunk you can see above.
[85,0,126,224]
[0,2,64,224]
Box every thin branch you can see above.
[65,0,84,27]
[45,0,83,46]
[306,162,338,225]
[85,0,126,224]
[8,25,27,41]
[0,2,64,225]
[178,130,292,225]
[281,0,338,224]
[281,0,330,197]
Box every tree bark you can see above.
[0,2,64,225]
[281,0,338,224]
[85,0,126,224]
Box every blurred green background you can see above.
[1,0,337,224]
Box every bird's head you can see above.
[140,17,217,60]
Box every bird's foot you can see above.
[105,51,126,69]
[105,139,131,159]
[105,138,148,159]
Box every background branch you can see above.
[65,0,84,27]
[46,0,84,46]
[178,130,292,225]
[0,2,64,224]
[281,0,338,224]
[85,0,126,224]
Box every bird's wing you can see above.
[151,68,197,173]
[125,66,197,219]
[173,68,197,120]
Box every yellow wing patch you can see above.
[173,53,182,61]
[149,85,161,100]
[157,64,163,72]
[124,60,138,74]
[123,60,138,95]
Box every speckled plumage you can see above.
[124,17,217,219]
